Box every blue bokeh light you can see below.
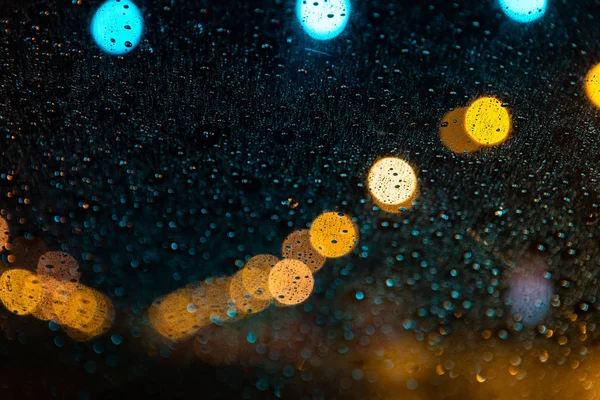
[498,0,547,23]
[297,0,351,40]
[91,0,144,55]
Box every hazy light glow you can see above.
[585,63,600,108]
[229,271,271,315]
[51,282,114,338]
[465,97,511,146]
[297,0,350,40]
[241,254,279,300]
[190,277,235,325]
[498,0,547,23]
[149,288,200,341]
[506,255,553,326]
[91,0,144,55]
[439,107,482,154]
[281,229,326,272]
[309,212,358,258]
[368,157,417,210]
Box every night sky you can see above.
[1,0,600,398]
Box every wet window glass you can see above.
[0,0,599,398]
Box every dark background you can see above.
[0,0,599,398]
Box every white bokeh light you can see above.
[498,0,547,23]
[297,0,351,40]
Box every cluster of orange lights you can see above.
[0,218,114,341]
[2,65,600,347]
[149,212,360,341]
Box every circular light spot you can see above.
[439,107,481,154]
[367,157,417,212]
[465,97,511,146]
[297,0,350,40]
[585,63,600,109]
[268,259,314,305]
[91,0,144,55]
[31,276,65,321]
[51,282,114,338]
[37,251,80,283]
[309,212,358,258]
[241,254,279,300]
[229,271,271,315]
[149,288,200,341]
[498,0,547,23]
[0,269,42,315]
[281,229,326,273]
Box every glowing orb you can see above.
[585,64,600,108]
[297,0,350,40]
[32,277,66,321]
[367,157,417,213]
[0,269,42,315]
[309,212,358,258]
[465,97,511,146]
[241,255,279,300]
[37,251,80,283]
[229,271,271,315]
[149,288,200,341]
[506,255,553,326]
[498,0,547,23]
[51,282,114,337]
[91,0,144,55]
[268,259,314,305]
[282,229,326,273]
[439,107,482,154]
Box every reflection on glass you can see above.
[440,107,481,154]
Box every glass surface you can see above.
[0,0,599,398]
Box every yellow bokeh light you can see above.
[440,107,482,154]
[309,212,358,258]
[229,271,271,315]
[585,63,600,108]
[51,282,114,337]
[368,157,417,206]
[32,276,65,321]
[241,254,279,300]
[0,269,42,315]
[149,288,200,341]
[268,259,314,305]
[464,97,511,146]
[281,229,326,272]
